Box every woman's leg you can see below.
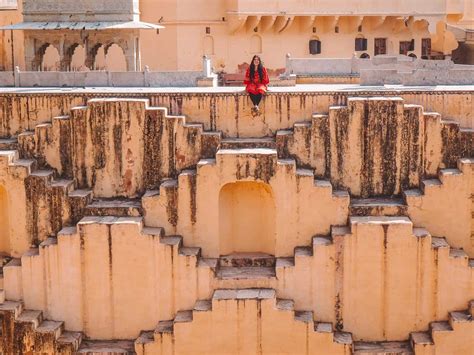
[249,93,262,106]
[249,93,260,106]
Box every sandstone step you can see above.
[294,310,313,323]
[219,252,275,267]
[36,320,64,339]
[29,170,55,187]
[216,266,276,280]
[0,300,23,318]
[85,199,142,217]
[333,332,353,345]
[276,298,294,311]
[409,331,433,348]
[76,340,136,354]
[135,331,154,347]
[275,257,295,268]
[10,158,36,174]
[0,150,18,166]
[193,299,212,312]
[15,309,43,328]
[155,320,174,334]
[50,179,75,194]
[295,246,313,257]
[449,311,472,326]
[69,189,93,200]
[350,198,407,217]
[57,331,83,353]
[421,179,442,193]
[0,138,18,150]
[431,237,449,249]
[220,137,276,150]
[353,341,413,354]
[217,147,277,157]
[430,321,453,333]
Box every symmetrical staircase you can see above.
[0,96,472,354]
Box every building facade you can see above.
[0,0,473,74]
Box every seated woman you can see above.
[244,55,269,116]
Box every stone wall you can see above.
[284,56,474,85]
[22,0,139,22]
[0,92,472,353]
[0,89,472,139]
[0,69,208,88]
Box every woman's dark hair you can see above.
[249,55,264,82]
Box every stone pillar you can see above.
[24,35,36,71]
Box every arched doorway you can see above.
[42,44,60,71]
[219,181,275,255]
[70,44,87,71]
[105,44,127,71]
[0,185,10,253]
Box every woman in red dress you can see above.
[244,55,269,116]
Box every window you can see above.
[374,38,387,55]
[206,27,211,34]
[355,37,368,51]
[400,39,414,55]
[309,39,321,55]
[422,38,431,58]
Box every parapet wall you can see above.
[0,88,472,139]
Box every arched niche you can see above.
[0,185,10,253]
[105,43,127,71]
[250,34,262,54]
[219,181,275,255]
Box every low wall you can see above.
[284,55,474,85]
[0,88,473,138]
[361,68,474,86]
[0,70,206,88]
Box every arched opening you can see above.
[408,53,417,59]
[94,45,107,70]
[360,52,370,59]
[0,185,10,253]
[219,181,275,255]
[204,35,215,55]
[70,44,87,71]
[42,44,60,71]
[105,43,127,71]
[250,34,262,54]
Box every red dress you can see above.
[244,67,269,95]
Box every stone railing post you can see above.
[285,53,292,75]
[202,55,212,77]
[14,66,20,87]
[107,70,112,86]
[197,55,217,87]
[144,65,150,87]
